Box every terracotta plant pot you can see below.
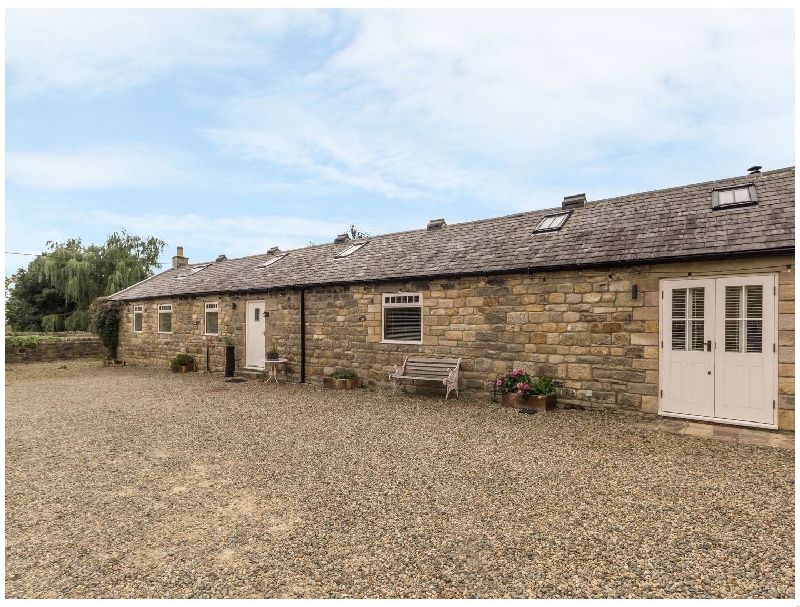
[501,392,557,411]
[172,363,197,373]
[323,377,362,390]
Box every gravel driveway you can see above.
[5,361,794,598]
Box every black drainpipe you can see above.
[300,289,306,383]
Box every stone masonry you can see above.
[117,254,794,430]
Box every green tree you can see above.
[6,230,165,332]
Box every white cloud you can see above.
[6,9,334,95]
[203,9,794,209]
[6,145,192,190]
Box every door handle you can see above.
[706,340,712,352]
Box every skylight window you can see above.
[533,212,571,233]
[175,264,209,279]
[256,254,287,269]
[712,185,758,209]
[335,241,368,258]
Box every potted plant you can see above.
[323,369,362,390]
[170,353,197,373]
[266,342,279,361]
[496,369,557,411]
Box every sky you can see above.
[5,8,795,275]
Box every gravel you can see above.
[5,360,795,598]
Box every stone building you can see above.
[111,167,795,430]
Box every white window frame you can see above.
[335,241,368,259]
[158,303,173,334]
[256,254,287,269]
[712,184,758,209]
[133,305,143,333]
[533,212,571,233]
[381,292,423,344]
[204,302,219,336]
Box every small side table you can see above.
[261,358,288,383]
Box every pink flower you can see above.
[523,384,530,390]
[496,379,502,386]
[510,371,517,377]
[517,369,524,374]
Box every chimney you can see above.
[172,246,189,268]
[427,218,446,230]
[216,254,227,262]
[562,194,586,210]
[333,233,350,244]
[266,246,281,256]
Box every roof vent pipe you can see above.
[748,165,762,175]
[562,194,586,210]
[266,246,281,256]
[172,246,189,268]
[427,218,446,230]
[216,254,227,262]
[333,234,350,244]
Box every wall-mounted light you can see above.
[358,315,366,322]
[262,310,269,319]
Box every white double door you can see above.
[660,275,777,427]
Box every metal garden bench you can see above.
[389,356,461,400]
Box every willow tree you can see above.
[6,230,165,332]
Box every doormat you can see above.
[518,408,538,415]
[225,378,247,383]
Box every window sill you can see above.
[380,340,423,345]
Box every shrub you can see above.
[329,369,358,380]
[170,353,196,370]
[5,335,56,348]
[88,297,123,360]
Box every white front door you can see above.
[660,275,777,428]
[246,300,265,369]
[714,276,776,425]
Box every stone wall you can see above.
[5,333,105,363]
[117,254,794,429]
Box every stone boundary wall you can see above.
[117,254,794,429]
[5,333,105,363]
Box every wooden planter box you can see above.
[172,363,197,373]
[323,377,362,390]
[501,392,557,412]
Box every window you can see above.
[725,285,762,353]
[133,305,143,332]
[158,304,172,334]
[671,287,705,351]
[256,254,287,269]
[205,302,219,335]
[382,293,422,343]
[533,212,571,233]
[175,264,210,279]
[712,185,758,209]
[335,241,368,258]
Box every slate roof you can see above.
[111,167,795,301]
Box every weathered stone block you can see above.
[567,364,592,380]
[631,333,659,345]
